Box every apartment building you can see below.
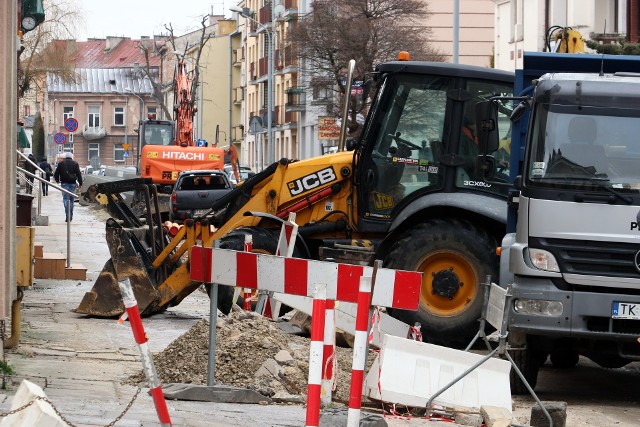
[230,0,497,166]
[43,37,161,168]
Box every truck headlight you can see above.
[527,248,559,272]
[513,299,563,316]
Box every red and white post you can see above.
[347,276,373,427]
[118,278,172,427]
[243,234,253,311]
[305,284,327,427]
[320,299,336,406]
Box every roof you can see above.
[68,38,163,69]
[47,68,157,94]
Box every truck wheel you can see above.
[550,349,579,369]
[215,226,290,314]
[385,219,498,347]
[510,347,541,394]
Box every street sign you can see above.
[54,132,67,145]
[123,151,129,159]
[122,143,130,151]
[64,118,78,133]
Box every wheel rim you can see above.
[417,249,478,317]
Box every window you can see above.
[63,106,74,124]
[24,105,31,116]
[88,143,99,162]
[63,142,73,154]
[147,106,157,120]
[114,106,125,126]
[88,106,100,128]
[114,143,125,162]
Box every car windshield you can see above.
[526,103,640,193]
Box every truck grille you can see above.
[586,316,640,335]
[531,237,640,279]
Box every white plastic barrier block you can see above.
[364,335,512,412]
[273,293,410,348]
[0,380,66,427]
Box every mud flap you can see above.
[74,222,161,317]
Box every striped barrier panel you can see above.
[190,247,421,311]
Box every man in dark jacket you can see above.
[24,153,37,194]
[54,152,83,222]
[39,157,53,196]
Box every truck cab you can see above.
[479,53,640,392]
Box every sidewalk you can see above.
[2,188,309,426]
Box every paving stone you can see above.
[531,401,567,427]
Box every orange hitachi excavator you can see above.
[137,60,238,191]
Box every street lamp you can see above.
[125,87,145,172]
[230,5,276,166]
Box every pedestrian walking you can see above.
[53,152,83,222]
[23,153,37,194]
[39,157,53,196]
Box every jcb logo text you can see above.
[287,167,337,196]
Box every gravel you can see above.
[126,308,376,405]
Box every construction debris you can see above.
[126,309,375,404]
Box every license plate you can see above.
[612,301,640,319]
[194,209,209,216]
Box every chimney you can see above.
[105,36,126,51]
[66,39,77,54]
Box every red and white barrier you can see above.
[321,299,336,406]
[190,248,421,310]
[347,276,373,426]
[118,278,172,427]
[243,235,253,311]
[189,234,423,426]
[305,284,326,427]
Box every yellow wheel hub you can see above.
[417,250,477,317]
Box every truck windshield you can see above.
[142,122,173,146]
[527,104,640,193]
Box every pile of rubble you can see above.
[126,309,375,404]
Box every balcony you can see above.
[233,48,244,66]
[82,124,106,141]
[259,56,269,77]
[233,87,244,104]
[232,125,244,142]
[284,110,297,124]
[249,62,257,80]
[285,88,306,112]
[283,0,298,21]
[259,4,272,26]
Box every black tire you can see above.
[585,353,631,369]
[215,226,295,314]
[385,219,498,348]
[550,349,580,369]
[510,347,541,394]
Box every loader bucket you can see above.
[74,219,162,317]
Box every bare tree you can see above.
[137,16,213,121]
[18,0,82,97]
[290,0,444,136]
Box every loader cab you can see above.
[356,62,513,232]
[140,120,174,147]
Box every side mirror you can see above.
[510,100,530,122]
[475,101,500,154]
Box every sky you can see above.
[75,0,235,41]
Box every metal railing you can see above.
[16,151,79,268]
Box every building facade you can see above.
[230,0,497,167]
[493,0,628,71]
[43,37,161,168]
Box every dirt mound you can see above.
[126,310,374,404]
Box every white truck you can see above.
[477,52,640,393]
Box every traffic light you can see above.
[20,0,45,34]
